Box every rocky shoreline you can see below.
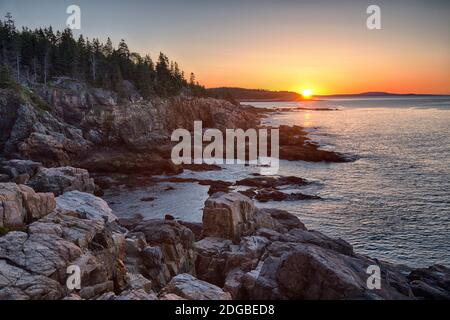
[1,180,449,300]
[0,77,350,176]
[1,79,449,300]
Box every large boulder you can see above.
[195,235,271,291]
[122,232,170,290]
[202,192,256,243]
[28,166,96,196]
[260,208,306,231]
[408,265,450,300]
[202,193,296,244]
[241,241,413,300]
[0,159,43,184]
[280,228,354,256]
[129,220,197,289]
[195,237,232,286]
[56,191,117,223]
[274,243,367,299]
[0,190,127,300]
[161,273,231,300]
[0,183,55,229]
[0,259,64,300]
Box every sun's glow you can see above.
[301,89,313,99]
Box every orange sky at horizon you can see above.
[192,30,450,95]
[6,0,450,95]
[162,2,450,95]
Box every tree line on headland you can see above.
[207,87,303,102]
[0,13,206,98]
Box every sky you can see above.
[1,0,449,94]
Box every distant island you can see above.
[207,87,449,102]
[207,87,303,102]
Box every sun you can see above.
[301,89,313,99]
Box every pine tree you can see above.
[0,15,207,98]
[189,72,196,86]
[0,64,13,88]
[103,37,113,56]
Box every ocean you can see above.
[104,96,450,268]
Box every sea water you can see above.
[104,96,450,267]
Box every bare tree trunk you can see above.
[44,60,47,85]
[33,57,37,83]
[1,41,7,66]
[16,54,20,82]
[44,48,49,86]
[90,54,96,82]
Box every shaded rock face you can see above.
[90,88,118,107]
[78,149,183,175]
[0,160,96,196]
[0,89,22,152]
[35,78,119,125]
[75,85,258,157]
[27,167,96,196]
[39,78,140,119]
[408,265,450,300]
[161,273,231,300]
[163,97,260,132]
[177,221,203,241]
[121,80,143,104]
[194,192,450,300]
[0,183,55,229]
[195,237,233,286]
[0,174,9,183]
[260,208,306,231]
[279,228,354,256]
[0,92,91,166]
[1,81,260,175]
[243,241,414,300]
[271,243,370,299]
[0,159,42,184]
[124,219,197,290]
[0,185,127,300]
[94,272,157,301]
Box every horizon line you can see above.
[206,87,450,96]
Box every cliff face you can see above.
[0,88,92,166]
[0,79,260,174]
